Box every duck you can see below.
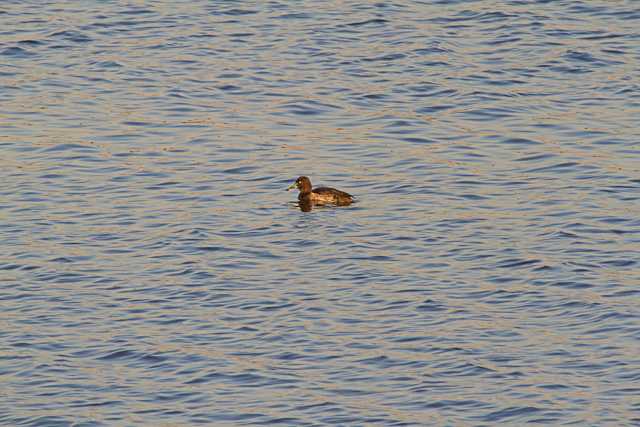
[287,176,354,207]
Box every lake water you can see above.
[1,1,639,425]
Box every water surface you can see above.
[1,1,639,425]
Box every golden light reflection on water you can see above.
[1,0,639,425]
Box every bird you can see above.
[287,176,354,209]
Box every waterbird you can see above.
[287,176,354,208]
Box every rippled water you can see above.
[2,1,639,425]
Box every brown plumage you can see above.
[287,176,354,207]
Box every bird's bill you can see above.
[286,182,297,191]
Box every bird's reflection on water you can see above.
[299,199,313,212]
[289,199,359,212]
[287,200,316,212]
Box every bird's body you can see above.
[302,186,354,205]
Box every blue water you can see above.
[1,1,639,425]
